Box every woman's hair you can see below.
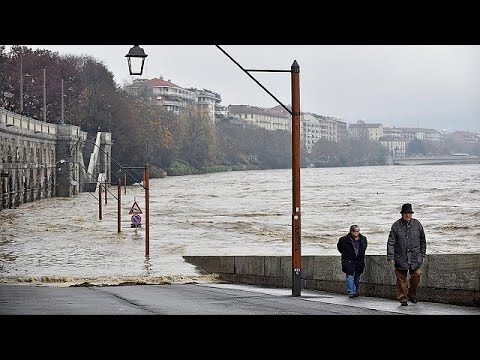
[350,225,360,233]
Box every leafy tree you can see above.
[311,139,340,166]
[215,119,291,169]
[406,138,427,156]
[423,140,450,156]
[1,46,80,121]
[311,138,387,167]
[150,107,188,169]
[178,105,217,168]
[0,45,11,108]
[68,56,118,133]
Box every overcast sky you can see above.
[24,45,480,132]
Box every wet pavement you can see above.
[1,282,479,315]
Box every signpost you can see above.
[129,199,143,229]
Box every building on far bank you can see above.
[300,113,346,152]
[125,77,221,122]
[383,126,443,142]
[348,120,383,141]
[228,105,346,153]
[379,136,406,157]
[227,105,290,131]
[186,87,222,122]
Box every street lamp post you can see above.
[19,55,23,114]
[290,61,301,297]
[43,69,47,122]
[125,45,302,296]
[61,79,65,123]
[217,47,302,296]
[23,73,31,117]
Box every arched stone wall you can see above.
[1,108,110,210]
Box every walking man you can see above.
[387,203,426,306]
[337,225,368,298]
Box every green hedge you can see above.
[167,162,267,176]
[167,161,196,176]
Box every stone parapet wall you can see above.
[183,254,480,307]
[1,108,94,208]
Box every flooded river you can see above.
[1,164,479,284]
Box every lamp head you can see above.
[125,45,148,75]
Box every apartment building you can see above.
[186,87,222,122]
[379,136,406,157]
[125,77,221,122]
[348,120,384,141]
[383,127,443,142]
[301,113,322,153]
[300,113,346,152]
[228,105,290,131]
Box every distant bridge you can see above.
[391,155,480,166]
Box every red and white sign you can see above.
[129,200,143,215]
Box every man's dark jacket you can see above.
[387,218,426,271]
[337,233,368,275]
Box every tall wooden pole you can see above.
[117,179,121,233]
[145,164,150,257]
[98,183,102,221]
[43,69,46,122]
[61,79,65,123]
[20,55,23,114]
[291,60,301,297]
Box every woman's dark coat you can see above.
[337,233,368,275]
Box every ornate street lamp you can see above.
[125,45,302,296]
[125,45,148,75]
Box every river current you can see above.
[1,164,478,284]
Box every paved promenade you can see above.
[1,282,479,315]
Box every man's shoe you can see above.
[353,293,359,298]
[348,294,356,298]
[410,298,418,304]
[400,300,408,306]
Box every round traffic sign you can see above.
[131,214,142,226]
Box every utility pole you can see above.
[43,69,46,122]
[145,164,150,257]
[61,79,64,123]
[291,60,301,297]
[19,55,23,114]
